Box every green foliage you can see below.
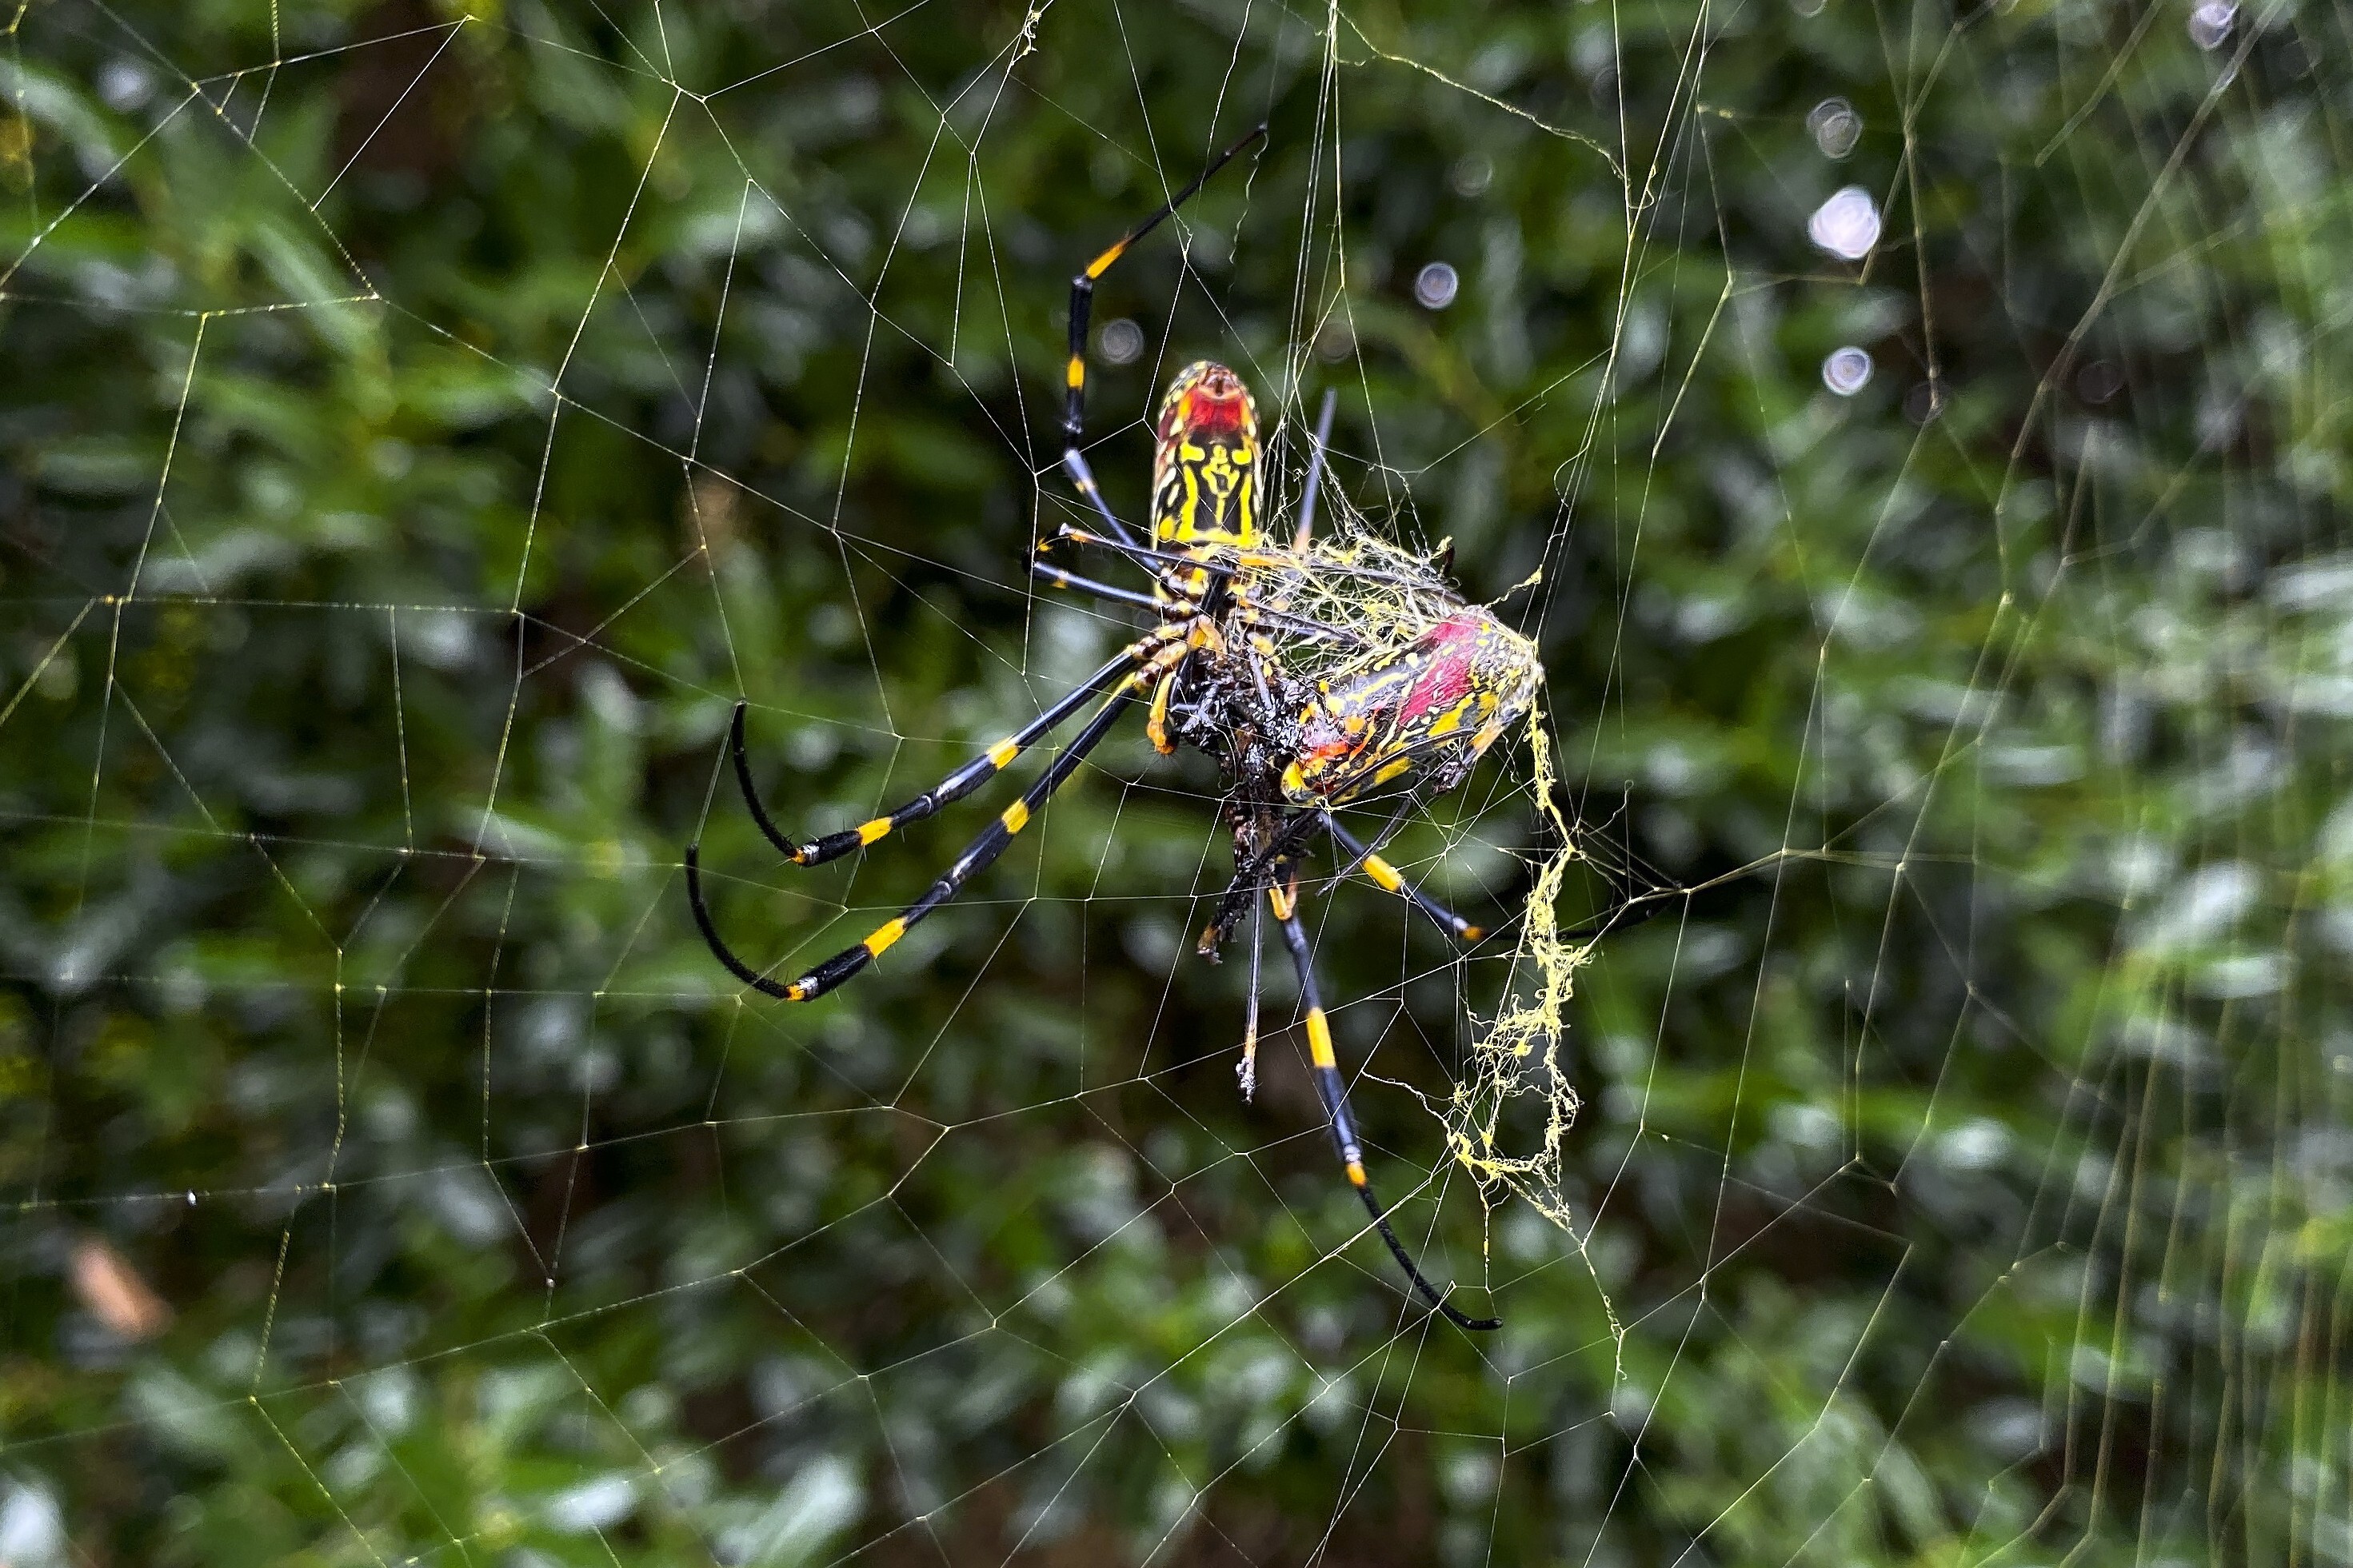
[2,0,2348,1562]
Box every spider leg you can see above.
[1146,663,1188,754]
[1322,814,1486,943]
[1045,529,1436,592]
[1044,533,1365,649]
[1057,449,1143,552]
[1269,881,1501,1331]
[688,663,1160,1003]
[1226,592,1372,650]
[1061,124,1269,545]
[1292,387,1337,551]
[1043,527,1238,580]
[728,634,1171,868]
[1036,507,1212,605]
[1032,561,1169,617]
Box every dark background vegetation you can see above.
[2,0,2347,1562]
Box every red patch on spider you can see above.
[1398,616,1482,723]
[1165,387,1252,441]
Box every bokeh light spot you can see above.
[1100,317,1145,366]
[1822,346,1873,396]
[1808,98,1863,158]
[1808,186,1881,261]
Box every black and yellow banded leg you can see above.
[1060,122,1268,449]
[1044,528,1240,579]
[1037,520,1206,610]
[1322,815,1486,943]
[688,677,1147,1004]
[727,640,1164,870]
[1270,885,1501,1331]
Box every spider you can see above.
[686,126,1547,1331]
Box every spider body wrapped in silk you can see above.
[687,126,1543,1331]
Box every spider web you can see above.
[1,0,2344,1562]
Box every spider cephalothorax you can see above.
[685,126,1545,1332]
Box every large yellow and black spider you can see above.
[686,126,1544,1330]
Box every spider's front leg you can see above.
[725,641,1153,869]
[1056,122,1266,551]
[726,608,1212,872]
[689,630,1200,1003]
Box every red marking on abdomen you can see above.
[1398,616,1482,723]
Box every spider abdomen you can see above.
[1152,362,1260,549]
